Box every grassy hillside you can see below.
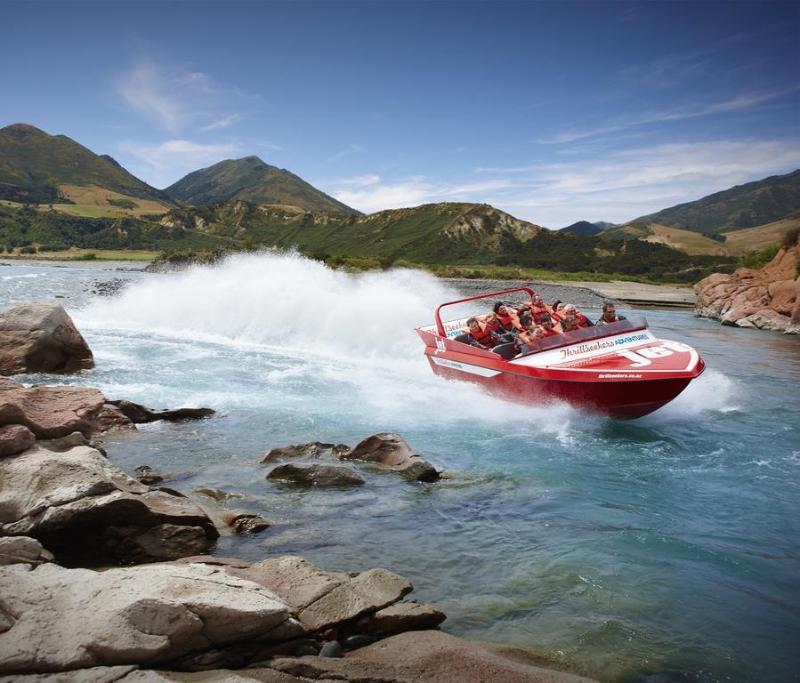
[635,168,800,234]
[721,212,800,255]
[0,124,174,212]
[164,156,358,214]
[0,197,735,282]
[603,222,728,255]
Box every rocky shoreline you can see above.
[0,302,595,682]
[694,229,799,334]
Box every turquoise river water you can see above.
[2,254,799,682]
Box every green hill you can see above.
[635,169,800,234]
[0,123,173,209]
[163,156,358,214]
[0,199,734,281]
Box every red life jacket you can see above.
[470,326,496,347]
[485,318,503,334]
[496,313,514,331]
[540,327,561,338]
[576,312,591,327]
[531,306,548,324]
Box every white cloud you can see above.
[538,86,800,145]
[330,176,515,214]
[118,138,242,187]
[118,61,185,133]
[201,113,244,131]
[333,138,800,226]
[486,138,800,226]
[117,59,253,134]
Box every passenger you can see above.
[596,302,627,325]
[491,301,520,332]
[563,303,593,328]
[538,313,562,338]
[529,294,550,324]
[464,316,502,349]
[561,315,580,333]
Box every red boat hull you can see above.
[425,351,697,418]
[417,320,705,419]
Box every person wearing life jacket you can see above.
[561,315,581,334]
[563,303,593,328]
[596,302,627,325]
[529,294,550,324]
[491,301,520,332]
[538,313,562,338]
[465,316,502,349]
[516,314,542,347]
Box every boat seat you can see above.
[491,342,518,360]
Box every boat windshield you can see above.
[516,316,649,357]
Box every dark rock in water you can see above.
[221,510,271,534]
[319,640,343,658]
[134,464,169,485]
[341,433,440,482]
[262,441,352,463]
[267,463,365,487]
[0,302,94,375]
[109,399,215,423]
[0,424,35,457]
[89,278,128,297]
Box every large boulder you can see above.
[267,463,365,488]
[695,233,799,334]
[355,600,446,636]
[0,536,53,566]
[0,378,133,439]
[0,302,94,375]
[340,433,440,482]
[0,444,218,565]
[0,561,298,675]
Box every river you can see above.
[2,254,799,683]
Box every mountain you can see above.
[635,169,800,234]
[163,156,358,214]
[0,123,173,213]
[560,221,603,236]
[593,221,616,231]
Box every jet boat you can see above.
[416,287,705,419]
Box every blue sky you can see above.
[2,1,799,226]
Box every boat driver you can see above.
[596,302,627,325]
[465,316,503,349]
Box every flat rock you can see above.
[340,433,440,482]
[0,379,133,439]
[0,424,35,457]
[0,444,218,565]
[0,302,94,375]
[229,555,413,631]
[0,561,296,675]
[268,629,597,682]
[267,463,365,487]
[109,399,215,424]
[262,441,352,464]
[355,600,446,636]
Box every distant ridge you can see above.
[636,169,800,234]
[164,156,359,215]
[0,123,172,206]
[560,220,604,236]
